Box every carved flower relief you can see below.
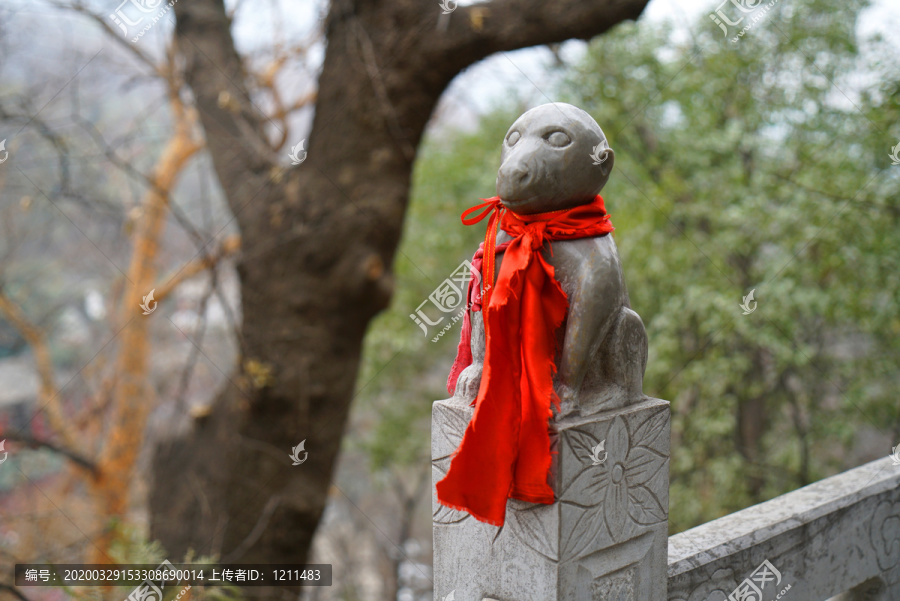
[668,567,742,601]
[432,402,474,525]
[559,410,668,558]
[870,499,900,571]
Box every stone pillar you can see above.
[432,396,670,601]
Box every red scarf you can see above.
[436,195,614,526]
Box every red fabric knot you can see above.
[437,195,615,526]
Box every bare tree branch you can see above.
[220,496,282,563]
[434,0,649,64]
[0,582,31,601]
[0,290,78,452]
[156,235,241,303]
[47,1,162,75]
[0,432,97,474]
[173,0,276,205]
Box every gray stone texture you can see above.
[433,397,670,600]
[668,456,900,601]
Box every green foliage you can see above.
[559,0,900,530]
[356,0,900,533]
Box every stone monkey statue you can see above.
[453,102,647,418]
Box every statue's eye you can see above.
[545,131,571,147]
[506,131,520,146]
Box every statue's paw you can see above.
[454,364,482,402]
[555,383,578,418]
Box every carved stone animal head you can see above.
[496,103,614,215]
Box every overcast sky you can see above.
[3,0,895,139]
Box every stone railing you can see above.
[668,455,900,601]
[433,397,900,600]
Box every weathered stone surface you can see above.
[433,396,670,601]
[667,456,900,601]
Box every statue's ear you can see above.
[599,147,614,178]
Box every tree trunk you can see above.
[149,0,650,590]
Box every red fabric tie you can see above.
[437,195,615,526]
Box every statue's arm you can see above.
[453,310,485,401]
[454,229,511,401]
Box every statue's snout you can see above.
[497,154,535,201]
[498,162,530,187]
